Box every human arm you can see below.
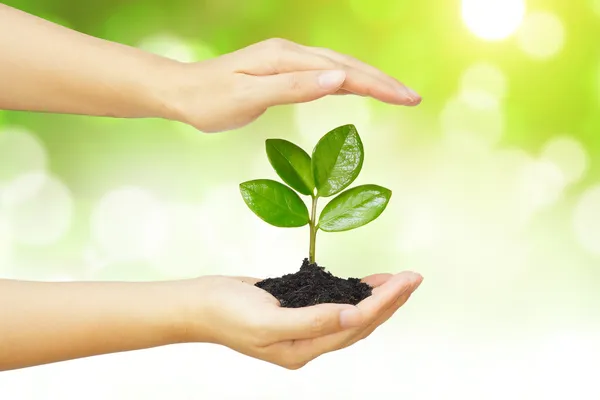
[0,4,421,133]
[0,272,422,371]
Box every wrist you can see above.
[143,57,196,125]
[158,278,213,344]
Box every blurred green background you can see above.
[1,0,599,398]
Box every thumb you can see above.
[268,303,363,342]
[253,70,346,107]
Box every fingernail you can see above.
[407,87,420,98]
[339,308,362,329]
[412,273,424,290]
[318,70,346,90]
[401,87,421,103]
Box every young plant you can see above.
[239,124,391,264]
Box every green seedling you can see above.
[239,124,391,264]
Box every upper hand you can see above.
[161,38,422,132]
[178,271,423,369]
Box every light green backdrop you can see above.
[0,1,599,398]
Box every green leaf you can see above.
[239,179,309,227]
[265,139,315,196]
[318,185,391,232]
[312,124,364,197]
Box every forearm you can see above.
[0,279,189,371]
[0,4,180,119]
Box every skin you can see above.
[0,4,420,133]
[0,4,424,372]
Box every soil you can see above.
[255,258,373,308]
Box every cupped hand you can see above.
[162,38,422,133]
[182,271,423,369]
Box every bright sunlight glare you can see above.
[462,0,526,41]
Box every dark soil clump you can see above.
[255,258,373,308]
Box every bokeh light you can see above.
[573,185,600,256]
[591,0,600,16]
[0,214,12,270]
[441,94,504,146]
[0,1,598,398]
[396,202,442,252]
[137,34,198,63]
[82,244,108,275]
[516,160,565,214]
[293,95,371,148]
[517,12,565,60]
[1,172,73,246]
[0,127,47,183]
[151,198,251,278]
[461,0,526,41]
[540,136,588,184]
[150,203,208,277]
[91,187,169,263]
[460,62,507,100]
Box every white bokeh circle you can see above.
[573,185,600,256]
[517,12,565,60]
[540,136,587,185]
[0,127,47,183]
[137,34,208,63]
[460,62,507,99]
[397,203,441,252]
[0,214,12,270]
[147,183,307,279]
[150,203,207,277]
[294,95,371,148]
[459,89,502,111]
[593,0,600,16]
[83,244,109,274]
[441,95,504,146]
[1,172,73,246]
[462,0,526,41]
[516,160,565,213]
[91,187,169,263]
[151,185,254,277]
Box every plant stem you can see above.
[309,195,318,264]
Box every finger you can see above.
[251,67,407,107]
[302,46,421,105]
[333,89,366,96]
[352,293,412,344]
[354,271,422,324]
[235,39,337,75]
[303,46,400,88]
[250,70,346,107]
[266,302,363,342]
[237,39,413,105]
[320,64,412,105]
[360,274,422,327]
[344,276,423,347]
[361,273,393,288]
[286,272,422,360]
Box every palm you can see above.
[197,271,419,368]
[212,273,392,315]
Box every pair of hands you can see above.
[160,39,423,368]
[0,5,425,371]
[159,38,421,132]
[178,271,422,370]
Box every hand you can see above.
[0,8,422,131]
[180,271,423,369]
[162,38,422,133]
